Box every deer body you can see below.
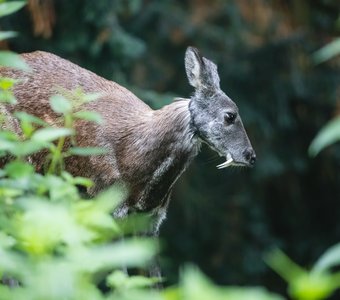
[0,48,255,234]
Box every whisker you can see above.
[198,152,221,166]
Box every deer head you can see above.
[185,47,256,168]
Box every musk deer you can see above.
[0,47,255,235]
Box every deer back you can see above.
[0,52,154,190]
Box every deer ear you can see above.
[202,57,220,89]
[185,47,220,90]
[185,47,204,89]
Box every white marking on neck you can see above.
[136,156,174,210]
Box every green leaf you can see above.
[0,186,22,198]
[14,111,49,127]
[0,77,17,90]
[68,146,107,156]
[313,243,340,274]
[289,272,337,300]
[0,51,29,70]
[15,202,74,255]
[32,127,74,143]
[82,92,102,103]
[0,130,19,141]
[0,31,17,41]
[15,112,49,138]
[20,120,34,137]
[123,275,161,289]
[50,95,72,114]
[12,140,48,156]
[265,249,340,300]
[73,187,126,237]
[0,89,16,103]
[313,38,340,64]
[4,161,34,179]
[180,266,284,300]
[309,116,340,157]
[73,110,103,124]
[0,138,17,152]
[222,288,285,300]
[265,249,306,282]
[73,200,120,238]
[95,186,127,211]
[71,176,93,188]
[0,139,47,157]
[27,261,78,300]
[107,270,128,289]
[107,270,160,290]
[61,172,93,188]
[69,239,157,272]
[0,1,26,18]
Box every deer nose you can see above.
[243,148,256,166]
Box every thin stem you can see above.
[47,114,73,174]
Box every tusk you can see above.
[216,153,233,169]
[216,158,233,169]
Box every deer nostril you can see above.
[243,148,256,165]
[250,153,256,165]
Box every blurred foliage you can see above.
[313,38,340,64]
[309,37,340,156]
[0,7,158,296]
[0,0,340,299]
[0,1,27,70]
[0,7,161,298]
[165,265,284,300]
[266,245,340,300]
[309,116,340,157]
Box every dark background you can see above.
[2,0,340,297]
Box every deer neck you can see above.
[120,99,200,210]
[153,99,198,155]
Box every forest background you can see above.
[1,0,340,298]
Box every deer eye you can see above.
[224,112,237,124]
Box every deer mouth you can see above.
[216,152,252,168]
[216,153,234,169]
